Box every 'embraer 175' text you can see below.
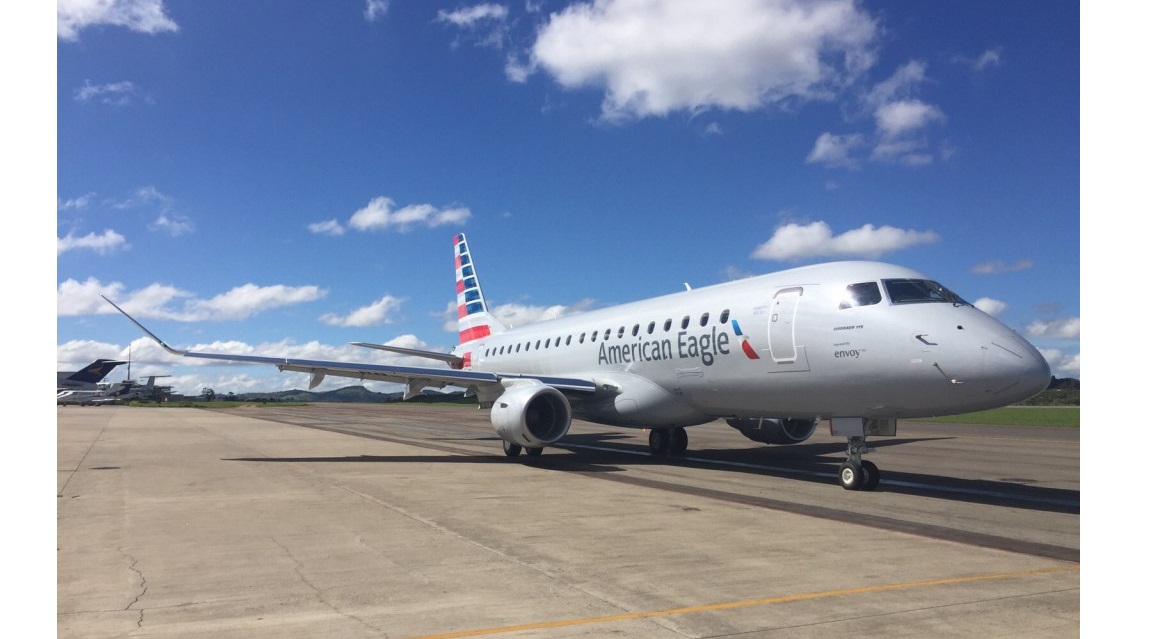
[598,328,731,367]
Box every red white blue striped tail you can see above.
[455,234,504,355]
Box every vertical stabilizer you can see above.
[454,234,505,354]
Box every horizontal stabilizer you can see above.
[350,342,464,367]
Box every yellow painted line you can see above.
[406,565,1079,639]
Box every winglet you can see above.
[101,295,188,357]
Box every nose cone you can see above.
[983,329,1052,404]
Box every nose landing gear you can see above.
[839,436,880,490]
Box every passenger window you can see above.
[515,344,521,353]
[647,321,655,334]
[566,335,572,346]
[681,316,690,329]
[535,340,541,350]
[592,330,598,341]
[700,313,709,326]
[579,333,585,344]
[719,309,729,324]
[841,282,883,309]
[664,319,672,332]
[545,338,551,348]
[618,326,626,338]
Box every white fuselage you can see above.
[460,261,1050,427]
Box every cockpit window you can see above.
[840,282,882,309]
[883,279,969,305]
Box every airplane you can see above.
[56,380,135,406]
[56,375,172,406]
[57,358,128,391]
[103,233,1051,490]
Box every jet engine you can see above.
[490,381,573,447]
[725,417,818,445]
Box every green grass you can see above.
[124,400,1080,427]
[917,406,1079,428]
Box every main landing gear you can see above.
[648,427,688,455]
[502,440,544,458]
[838,436,880,491]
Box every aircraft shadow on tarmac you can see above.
[227,430,1078,515]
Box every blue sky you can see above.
[55,0,1081,396]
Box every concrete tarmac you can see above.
[58,404,1079,638]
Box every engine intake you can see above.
[491,381,572,447]
[726,417,818,445]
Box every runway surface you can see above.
[58,403,1079,638]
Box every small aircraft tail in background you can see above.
[57,359,128,391]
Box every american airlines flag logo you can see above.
[455,234,492,345]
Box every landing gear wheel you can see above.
[649,429,671,455]
[861,460,880,491]
[839,461,865,490]
[526,446,544,457]
[502,440,522,458]
[669,427,688,455]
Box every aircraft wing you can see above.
[102,296,596,398]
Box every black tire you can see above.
[839,461,864,490]
[526,446,544,457]
[502,440,522,458]
[649,429,670,454]
[669,427,688,455]
[862,460,880,491]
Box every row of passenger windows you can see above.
[482,309,731,357]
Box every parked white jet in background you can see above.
[56,375,172,406]
[104,233,1050,490]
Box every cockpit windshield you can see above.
[840,282,883,309]
[883,279,969,305]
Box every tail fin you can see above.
[454,233,505,349]
[66,359,128,383]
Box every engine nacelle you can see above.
[490,381,573,447]
[725,417,818,445]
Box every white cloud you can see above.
[528,0,878,121]
[1039,349,1079,378]
[346,196,472,232]
[74,80,143,106]
[1027,317,1080,340]
[806,132,864,168]
[436,4,509,27]
[57,229,128,256]
[437,3,510,49]
[874,100,945,139]
[364,0,389,22]
[971,259,1034,275]
[973,297,1007,317]
[953,47,1003,72]
[149,214,194,236]
[320,295,405,327]
[751,221,940,261]
[58,194,95,211]
[58,0,179,41]
[308,219,345,236]
[439,298,596,332]
[186,284,328,321]
[63,278,329,321]
[810,60,947,168]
